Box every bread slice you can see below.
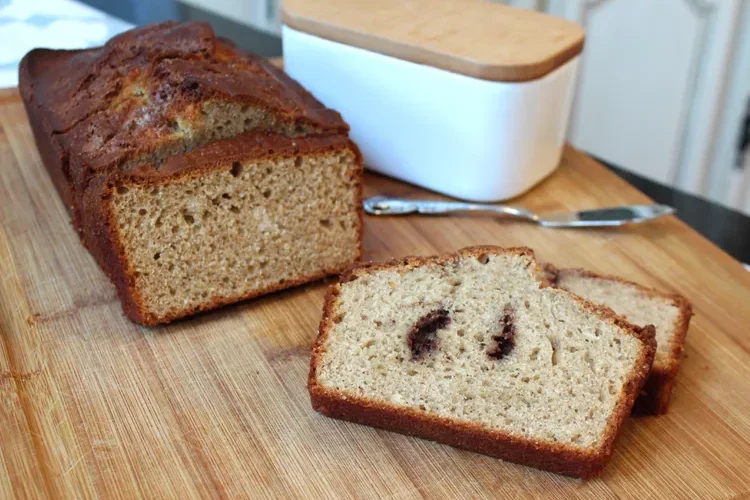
[309,246,656,478]
[544,265,692,415]
[82,132,362,325]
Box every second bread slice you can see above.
[309,246,656,478]
[545,266,692,414]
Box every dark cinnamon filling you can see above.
[407,308,451,361]
[488,305,516,360]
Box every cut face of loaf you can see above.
[309,247,656,478]
[546,266,692,414]
[84,133,363,325]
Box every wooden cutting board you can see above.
[0,86,748,499]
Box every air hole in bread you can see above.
[116,185,129,195]
[230,161,242,177]
[294,156,303,167]
[477,254,490,264]
[138,208,147,216]
[183,212,195,225]
[547,336,559,366]
[229,205,240,214]
[320,219,332,228]
[584,350,595,371]
[262,189,272,199]
[153,252,160,261]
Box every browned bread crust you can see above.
[19,21,348,232]
[544,264,692,415]
[82,132,364,325]
[309,246,656,478]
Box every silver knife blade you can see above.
[536,205,676,228]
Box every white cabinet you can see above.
[500,0,750,215]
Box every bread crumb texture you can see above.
[111,150,359,320]
[554,271,680,368]
[316,251,642,450]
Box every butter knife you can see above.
[363,196,675,228]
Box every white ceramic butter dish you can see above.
[282,0,584,201]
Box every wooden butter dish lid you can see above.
[282,0,584,82]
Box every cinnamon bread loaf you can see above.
[309,246,656,478]
[19,22,363,324]
[545,266,692,415]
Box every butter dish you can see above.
[282,0,584,201]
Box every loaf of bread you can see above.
[19,22,363,325]
[309,246,656,478]
[545,266,692,414]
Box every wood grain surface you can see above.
[0,87,749,498]
[281,0,584,82]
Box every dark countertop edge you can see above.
[593,156,750,264]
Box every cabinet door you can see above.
[546,0,741,191]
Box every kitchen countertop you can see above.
[2,0,748,265]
